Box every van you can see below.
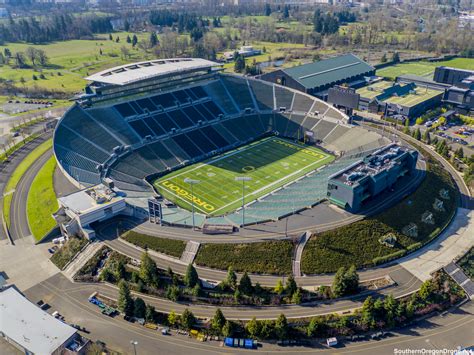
[326,337,338,347]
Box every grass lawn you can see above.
[301,147,458,274]
[3,138,52,228]
[458,247,474,280]
[377,58,474,80]
[153,137,334,216]
[122,230,186,258]
[195,240,293,275]
[0,31,150,93]
[27,155,58,241]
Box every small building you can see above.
[55,184,128,239]
[327,143,418,212]
[0,286,87,354]
[433,67,474,114]
[222,46,262,61]
[260,54,375,100]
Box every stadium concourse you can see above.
[53,58,392,235]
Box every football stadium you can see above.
[53,58,406,230]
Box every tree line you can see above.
[0,13,113,44]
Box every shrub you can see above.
[122,231,186,258]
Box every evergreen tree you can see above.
[286,274,297,296]
[118,280,134,316]
[381,53,387,63]
[275,314,288,340]
[139,252,158,286]
[392,52,400,63]
[246,317,260,338]
[145,304,156,323]
[133,297,146,319]
[414,128,421,140]
[234,54,246,73]
[126,35,131,43]
[180,308,195,330]
[332,266,347,297]
[109,33,113,40]
[422,130,431,144]
[345,265,359,294]
[361,296,376,329]
[149,31,158,47]
[291,289,302,304]
[238,272,253,295]
[132,34,138,47]
[306,317,324,337]
[184,263,199,288]
[264,3,272,16]
[222,320,234,337]
[226,266,237,289]
[211,308,226,333]
[283,5,290,19]
[124,20,130,31]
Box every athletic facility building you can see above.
[356,81,443,118]
[260,54,375,100]
[53,58,397,231]
[327,143,418,212]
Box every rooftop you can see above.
[356,81,394,100]
[330,144,410,185]
[85,58,221,86]
[0,286,76,354]
[282,54,374,89]
[385,86,441,107]
[58,184,124,215]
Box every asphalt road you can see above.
[9,150,52,241]
[0,132,52,241]
[23,273,473,354]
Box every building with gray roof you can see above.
[260,54,375,99]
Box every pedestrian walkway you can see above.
[63,241,103,281]
[293,231,311,277]
[444,262,474,299]
[180,241,200,265]
[399,208,474,281]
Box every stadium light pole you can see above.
[184,178,200,231]
[235,176,252,227]
[130,340,138,355]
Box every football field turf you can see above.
[153,137,334,216]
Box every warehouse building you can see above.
[327,143,418,212]
[433,66,473,86]
[433,67,474,114]
[0,286,87,354]
[260,54,375,100]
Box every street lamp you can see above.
[130,340,138,355]
[235,176,252,227]
[184,178,200,230]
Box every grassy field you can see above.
[458,247,474,280]
[153,137,334,216]
[301,146,457,274]
[195,240,293,275]
[122,231,186,258]
[0,31,149,93]
[3,138,52,228]
[377,58,474,80]
[26,155,58,241]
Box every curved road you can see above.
[9,150,53,241]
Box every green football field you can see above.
[153,137,334,216]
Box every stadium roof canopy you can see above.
[86,58,221,86]
[282,54,374,89]
[0,286,77,354]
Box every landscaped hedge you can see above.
[122,231,186,258]
[301,147,458,274]
[458,247,474,280]
[195,241,293,275]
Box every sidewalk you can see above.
[398,208,474,281]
